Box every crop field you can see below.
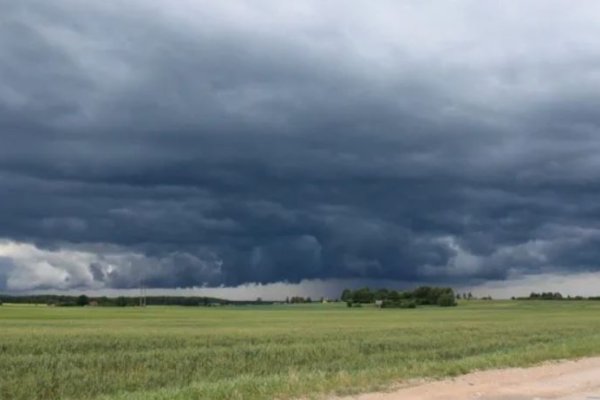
[2,301,600,400]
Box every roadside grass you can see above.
[1,301,600,400]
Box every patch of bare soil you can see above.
[335,357,600,400]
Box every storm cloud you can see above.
[2,1,600,292]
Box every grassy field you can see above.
[1,301,600,400]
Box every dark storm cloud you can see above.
[2,0,600,290]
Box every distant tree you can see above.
[290,296,305,303]
[467,292,473,300]
[456,293,461,300]
[285,297,290,304]
[528,292,563,300]
[374,288,389,300]
[341,289,353,302]
[413,286,432,301]
[413,286,451,305]
[256,297,262,303]
[353,287,375,303]
[388,290,401,302]
[305,297,312,303]
[116,296,127,307]
[76,295,89,307]
[437,293,457,307]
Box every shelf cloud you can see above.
[2,1,600,292]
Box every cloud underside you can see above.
[2,1,600,291]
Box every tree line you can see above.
[341,286,457,308]
[285,296,313,303]
[0,294,273,307]
[514,292,600,301]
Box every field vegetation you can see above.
[1,301,600,400]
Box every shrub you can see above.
[57,302,77,307]
[437,293,457,307]
[381,300,417,309]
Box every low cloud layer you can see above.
[2,1,600,292]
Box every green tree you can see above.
[437,293,457,307]
[352,287,375,303]
[76,295,89,307]
[341,289,353,302]
[374,288,389,300]
[388,290,400,302]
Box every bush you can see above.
[381,300,417,309]
[57,302,77,307]
[437,293,457,307]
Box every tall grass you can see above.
[1,301,600,400]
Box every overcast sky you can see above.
[2,1,600,298]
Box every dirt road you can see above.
[336,357,600,400]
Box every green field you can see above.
[2,301,600,400]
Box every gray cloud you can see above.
[2,1,600,291]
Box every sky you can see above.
[2,1,600,299]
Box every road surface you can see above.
[336,357,600,400]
